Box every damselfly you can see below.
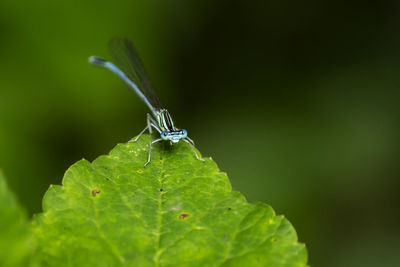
[89,38,203,166]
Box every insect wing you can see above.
[109,38,163,110]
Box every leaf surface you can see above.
[0,171,33,266]
[33,135,308,266]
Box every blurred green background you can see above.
[1,0,399,266]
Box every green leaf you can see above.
[0,171,33,266]
[33,135,308,266]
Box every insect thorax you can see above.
[157,109,176,132]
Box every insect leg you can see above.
[129,114,160,142]
[186,136,195,146]
[144,138,162,167]
[183,138,204,162]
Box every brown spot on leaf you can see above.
[272,238,278,242]
[179,213,190,220]
[92,189,101,197]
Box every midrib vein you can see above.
[154,155,166,266]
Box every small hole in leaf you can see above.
[92,189,101,197]
[179,213,190,220]
[160,188,163,192]
[228,207,232,211]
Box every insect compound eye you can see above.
[181,129,187,138]
[161,131,169,140]
[161,131,168,140]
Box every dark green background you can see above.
[1,0,399,266]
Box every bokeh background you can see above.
[1,0,399,266]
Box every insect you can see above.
[89,38,203,166]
